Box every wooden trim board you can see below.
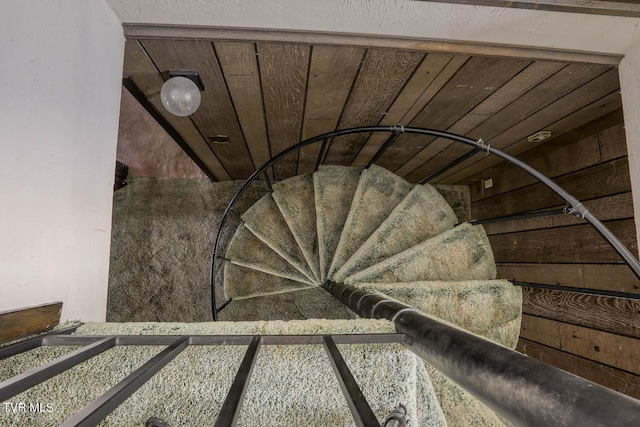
[0,302,62,344]
[123,25,622,66]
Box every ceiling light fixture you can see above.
[160,70,205,117]
[527,130,552,143]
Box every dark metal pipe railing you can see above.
[211,126,640,320]
[469,207,567,225]
[419,147,481,184]
[324,282,640,427]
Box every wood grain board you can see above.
[499,264,640,295]
[517,339,640,399]
[522,287,640,338]
[215,41,271,177]
[0,302,62,344]
[258,43,310,180]
[490,218,637,264]
[323,48,425,166]
[520,314,640,374]
[297,45,364,175]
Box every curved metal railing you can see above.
[211,125,640,320]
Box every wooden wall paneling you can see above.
[297,45,364,174]
[598,122,628,162]
[350,52,458,168]
[257,43,310,180]
[469,111,626,201]
[323,49,425,166]
[141,39,255,179]
[498,263,640,294]
[522,287,640,338]
[489,218,637,264]
[472,134,601,202]
[0,302,62,344]
[399,60,566,181]
[473,156,631,219]
[482,192,634,235]
[375,56,531,173]
[436,68,620,184]
[214,41,271,178]
[517,339,640,399]
[520,314,640,374]
[123,40,231,181]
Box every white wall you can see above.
[0,1,124,321]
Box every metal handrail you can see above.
[211,125,640,319]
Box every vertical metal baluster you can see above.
[314,137,329,172]
[59,336,189,427]
[214,336,262,427]
[322,335,380,427]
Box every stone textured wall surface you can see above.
[107,178,268,322]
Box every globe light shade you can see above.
[160,76,201,117]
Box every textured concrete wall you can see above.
[107,178,268,321]
[116,87,206,178]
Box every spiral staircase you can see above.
[217,163,522,425]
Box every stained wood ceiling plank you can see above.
[440,91,622,185]
[214,41,271,177]
[482,192,634,236]
[397,60,565,179]
[522,287,640,339]
[123,40,230,181]
[323,48,425,166]
[257,42,310,180]
[141,39,255,180]
[489,218,637,264]
[517,339,640,399]
[350,52,458,168]
[498,263,640,294]
[469,111,625,201]
[434,68,621,184]
[376,56,531,172]
[297,45,364,175]
[520,314,640,374]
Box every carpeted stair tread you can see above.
[218,287,356,321]
[225,224,315,285]
[314,165,361,283]
[356,280,522,348]
[241,193,316,283]
[433,184,471,223]
[344,223,497,284]
[328,164,413,280]
[224,263,315,300]
[333,184,458,282]
[272,174,321,282]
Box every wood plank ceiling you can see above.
[122,38,621,184]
